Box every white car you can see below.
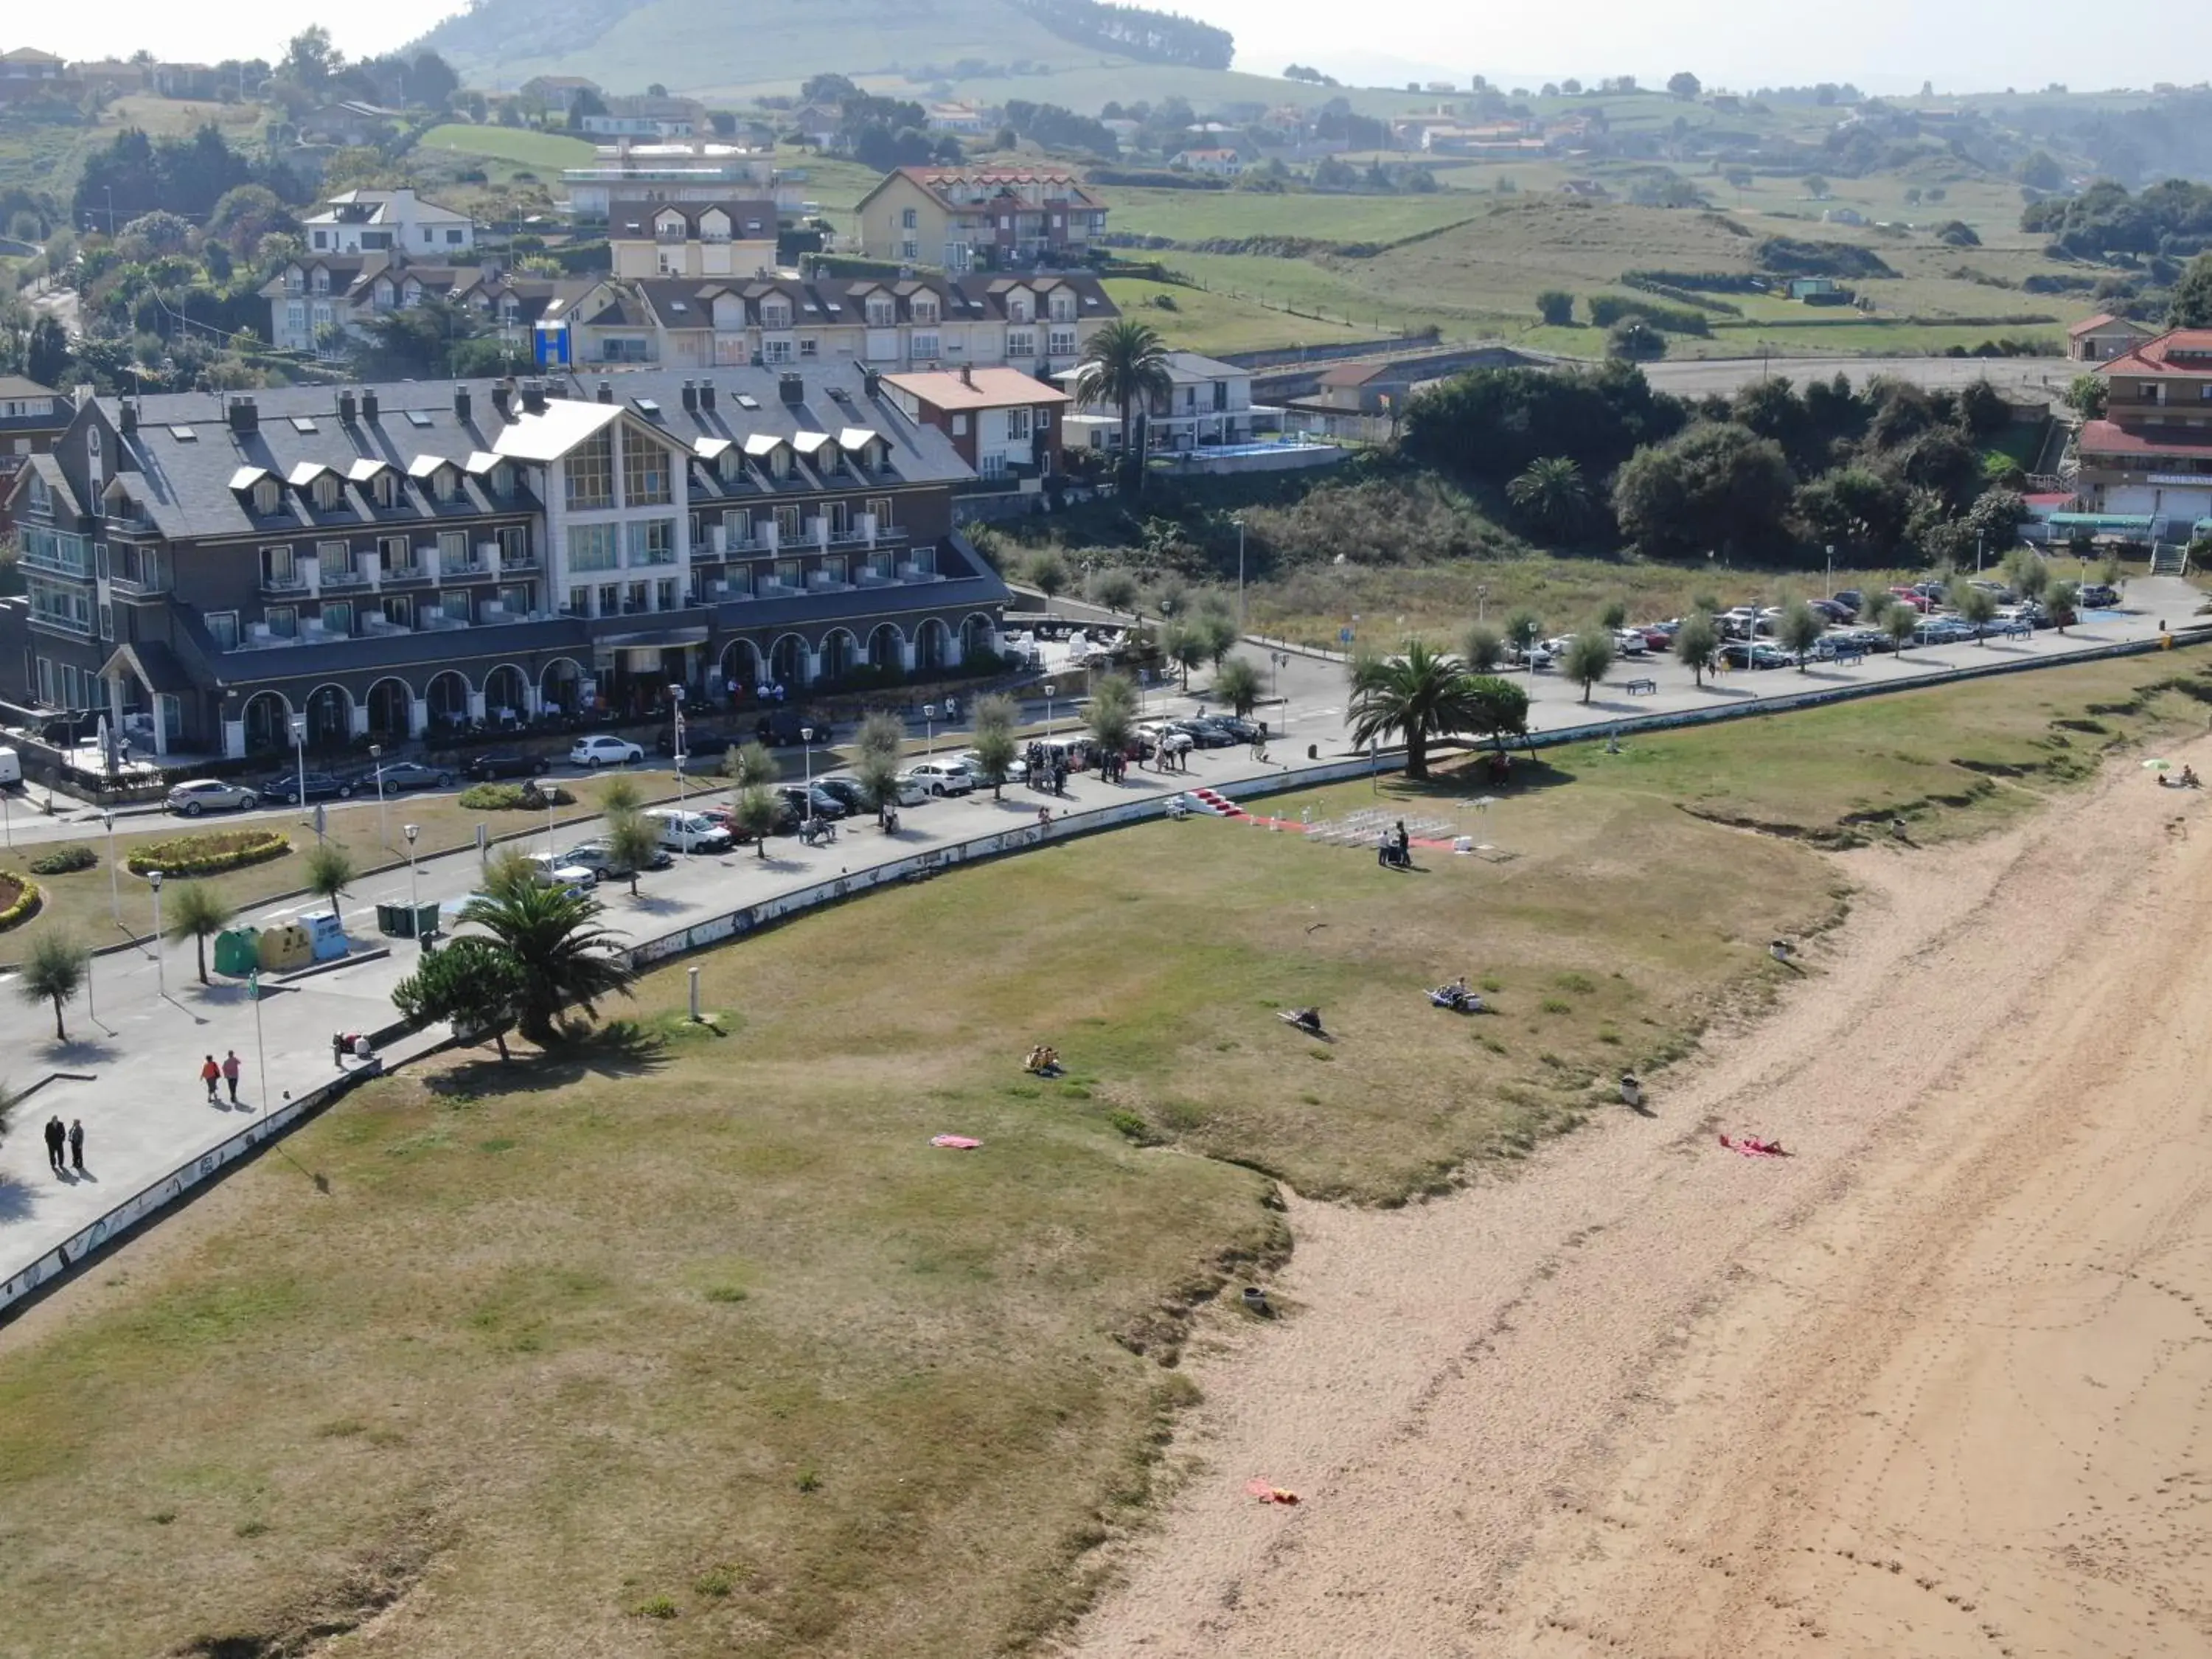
[957,748,1028,783]
[1611,629,1648,655]
[568,735,643,768]
[898,759,976,797]
[523,852,598,894]
[644,807,734,853]
[166,778,260,816]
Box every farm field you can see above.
[1102,276,1378,356]
[416,123,597,175]
[0,765,1843,1657]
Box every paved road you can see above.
[3,581,2202,1289]
[1640,355,2079,402]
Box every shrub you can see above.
[631,1595,678,1619]
[0,872,43,932]
[27,845,96,876]
[125,830,290,878]
[459,782,574,811]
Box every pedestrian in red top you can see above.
[221,1050,243,1105]
[200,1054,220,1102]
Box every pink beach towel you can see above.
[931,1135,982,1150]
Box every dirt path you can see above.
[1062,755,2212,1658]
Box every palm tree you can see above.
[1212,657,1262,715]
[1074,319,1173,486]
[17,930,88,1042]
[970,693,1019,798]
[1163,619,1208,689]
[303,841,354,919]
[459,858,632,1045]
[1674,613,1720,686]
[164,880,233,984]
[604,810,664,898]
[1505,456,1590,535]
[599,773,644,817]
[1777,599,1825,669]
[1086,672,1138,757]
[1347,640,1480,780]
[1562,630,1615,703]
[734,784,781,857]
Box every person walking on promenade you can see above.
[67,1119,85,1173]
[200,1054,220,1102]
[222,1050,242,1105]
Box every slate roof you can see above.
[585,270,1118,333]
[92,365,971,543]
[608,198,777,240]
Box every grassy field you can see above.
[417,123,597,174]
[1103,275,1379,355]
[0,757,1847,1656]
[1104,188,1481,246]
[0,94,265,196]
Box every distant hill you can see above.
[415,0,1241,101]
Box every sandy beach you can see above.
[1064,751,2212,1659]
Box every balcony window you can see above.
[569,523,619,572]
[622,431,672,505]
[657,578,681,611]
[265,605,299,639]
[627,518,678,566]
[499,525,531,565]
[866,496,892,526]
[262,544,297,587]
[26,577,92,634]
[380,535,412,575]
[1006,408,1032,441]
[774,505,801,541]
[383,595,414,627]
[566,430,615,510]
[830,501,852,535]
[321,601,353,636]
[913,330,940,361]
[774,558,801,588]
[206,611,239,650]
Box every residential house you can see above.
[854,166,1108,271]
[2080,328,2212,527]
[1295,359,1428,415]
[786,102,844,148]
[0,366,1012,754]
[1821,206,1868,226]
[1171,147,1244,176]
[561,139,786,220]
[1056,349,1256,453]
[881,366,1068,479]
[151,62,224,100]
[0,46,68,102]
[1557,178,1613,199]
[521,74,601,117]
[609,198,778,280]
[71,58,150,94]
[580,96,704,139]
[299,102,403,149]
[260,254,575,355]
[925,102,989,134]
[304,188,475,257]
[0,374,71,532]
[543,270,1119,380]
[2068,312,2159,363]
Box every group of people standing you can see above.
[39,1116,85,1176]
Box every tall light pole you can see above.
[104,808,119,927]
[1,784,11,849]
[148,869,165,999]
[800,725,815,826]
[1477,582,1489,625]
[1825,543,1835,594]
[370,742,388,852]
[1044,680,1057,740]
[404,823,422,948]
[291,712,313,841]
[923,701,936,756]
[1234,516,1247,631]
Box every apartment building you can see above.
[2081,328,2212,528]
[540,270,1118,379]
[0,367,1011,757]
[881,366,1068,478]
[609,198,779,280]
[303,189,476,257]
[560,139,790,220]
[854,166,1107,271]
[260,253,580,355]
[0,374,71,531]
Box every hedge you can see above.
[125,830,292,878]
[459,782,575,811]
[0,872,41,932]
[27,844,97,876]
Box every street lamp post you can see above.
[291,713,314,841]
[1826,543,1835,594]
[404,824,422,948]
[103,809,119,927]
[370,742,387,852]
[800,726,815,826]
[1044,681,1057,740]
[1234,516,1247,631]
[923,702,936,756]
[148,869,164,998]
[1,785,11,849]
[1477,583,1489,625]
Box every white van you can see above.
[0,746,19,786]
[644,807,734,854]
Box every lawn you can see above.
[0,759,1845,1655]
[416,122,597,173]
[1102,276,1379,357]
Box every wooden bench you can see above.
[1834,649,1865,667]
[1624,677,1659,696]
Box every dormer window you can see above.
[771,449,790,479]
[866,299,895,326]
[1009,296,1032,323]
[313,474,340,510]
[718,451,740,483]
[434,469,456,503]
[254,480,280,515]
[762,302,791,328]
[914,299,938,324]
[374,473,396,508]
[27,476,48,512]
[310,268,330,296]
[1051,294,1076,321]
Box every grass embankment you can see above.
[0,762,1837,1655]
[415,122,596,173]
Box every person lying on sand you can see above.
[1719,1133,1789,1157]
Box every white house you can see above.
[1057,349,1257,451]
[303,189,475,257]
[1171,147,1245,177]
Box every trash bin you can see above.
[257,922,313,972]
[305,912,349,962]
[212,927,260,978]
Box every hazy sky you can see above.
[29,0,2212,97]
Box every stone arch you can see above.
[866,622,906,675]
[423,668,473,725]
[540,657,585,715]
[818,627,861,681]
[482,663,529,720]
[717,637,762,692]
[302,682,354,749]
[914,616,953,673]
[240,689,291,754]
[768,632,810,686]
[363,676,413,741]
[959,611,998,663]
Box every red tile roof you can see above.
[2078,418,2212,456]
[2068,313,2120,335]
[2095,329,2212,375]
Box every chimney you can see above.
[491,381,512,419]
[680,378,698,412]
[521,380,549,414]
[861,367,880,400]
[453,383,473,423]
[337,388,358,424]
[361,389,380,424]
[597,380,614,404]
[698,381,716,411]
[74,383,95,410]
[118,400,138,435]
[779,371,804,406]
[959,364,973,387]
[228,394,258,434]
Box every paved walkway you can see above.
[1,586,2203,1290]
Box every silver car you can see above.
[166,778,259,816]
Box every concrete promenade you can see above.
[2,579,2205,1300]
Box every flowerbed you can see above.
[0,872,41,931]
[125,830,292,878]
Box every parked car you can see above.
[955,748,1028,784]
[1208,714,1264,743]
[698,801,797,841]
[559,839,670,880]
[1638,625,1677,650]
[644,807,734,853]
[166,778,260,816]
[569,735,644,768]
[1809,599,1854,623]
[261,770,356,804]
[369,761,456,793]
[778,783,847,820]
[465,750,552,781]
[1168,718,1236,748]
[2079,582,2120,609]
[1610,629,1649,656]
[1720,641,1790,669]
[1830,590,1864,617]
[899,760,975,797]
[523,852,599,894]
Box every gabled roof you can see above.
[609,197,777,240]
[0,373,58,400]
[883,367,1069,411]
[2078,419,2212,457]
[490,399,625,464]
[859,164,1105,215]
[2096,329,2212,376]
[2067,312,2154,337]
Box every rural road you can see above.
[1639,354,2079,400]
